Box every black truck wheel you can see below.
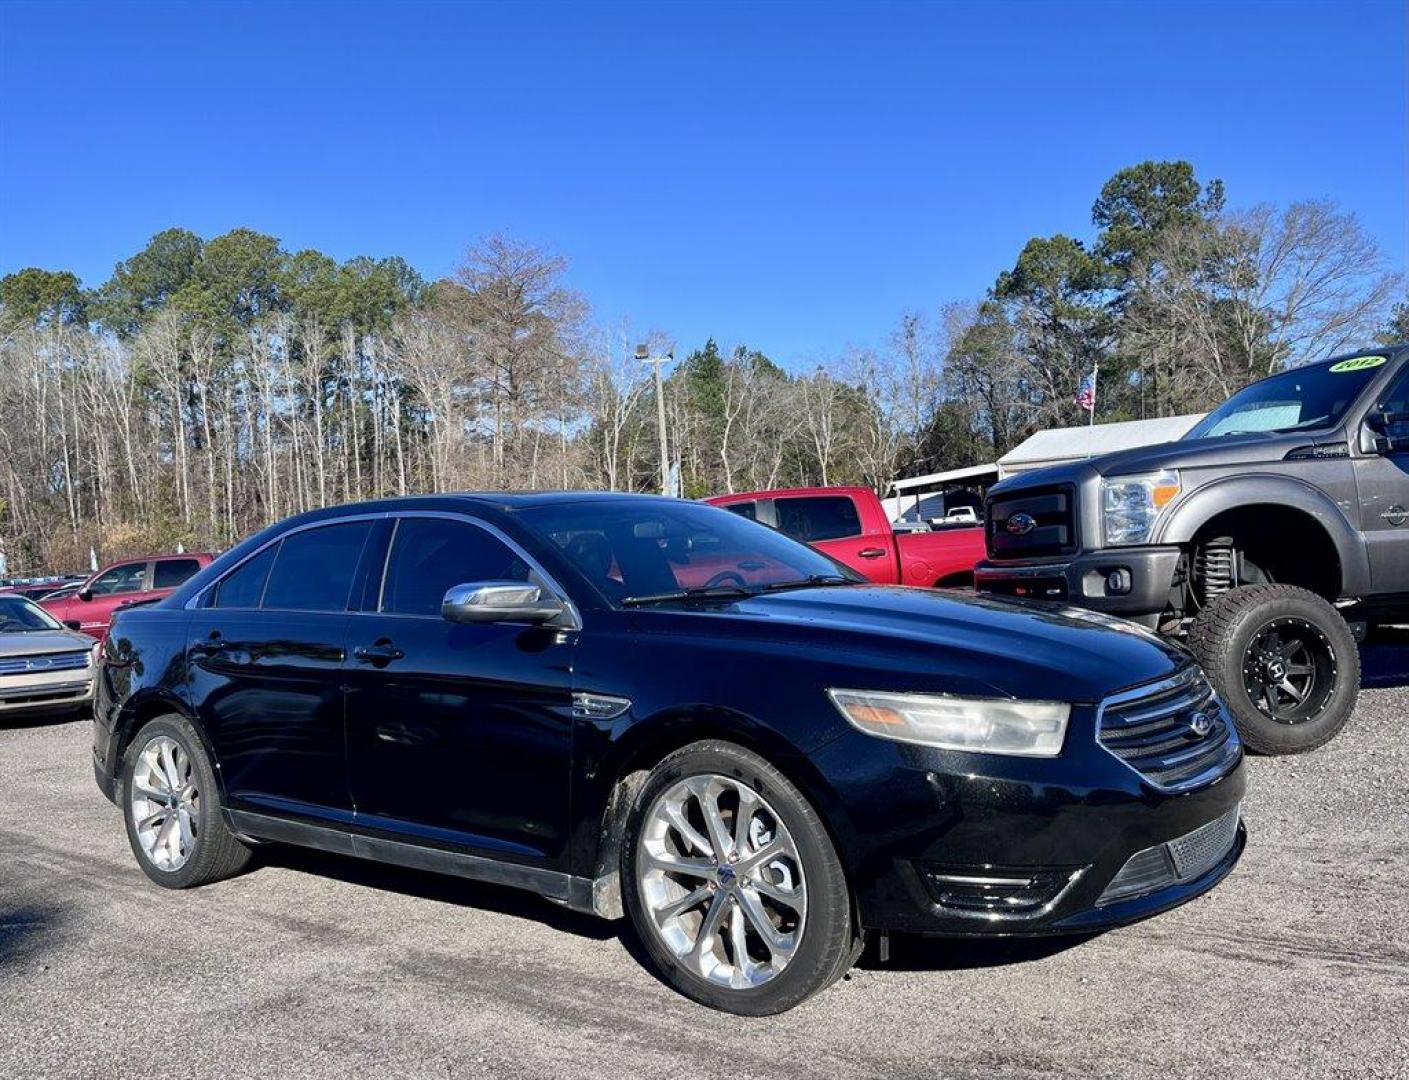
[1187,584,1359,755]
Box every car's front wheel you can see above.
[122,714,252,888]
[621,740,858,1015]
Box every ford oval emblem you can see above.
[1006,512,1037,536]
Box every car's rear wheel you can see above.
[1187,584,1359,755]
[621,740,856,1015]
[122,714,251,888]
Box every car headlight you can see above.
[828,688,1069,757]
[1101,470,1181,546]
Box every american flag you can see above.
[1075,370,1097,412]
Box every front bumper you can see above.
[809,698,1246,937]
[974,545,1181,623]
[0,670,94,717]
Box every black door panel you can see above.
[186,610,353,819]
[344,616,575,862]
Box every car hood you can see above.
[0,628,94,657]
[652,585,1191,703]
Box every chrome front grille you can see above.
[1098,668,1240,791]
[1098,804,1242,905]
[0,651,90,677]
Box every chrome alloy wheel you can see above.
[638,774,807,989]
[129,735,199,872]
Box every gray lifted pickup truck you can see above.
[977,345,1409,754]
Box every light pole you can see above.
[636,344,673,495]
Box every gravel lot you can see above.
[3,639,1407,1080]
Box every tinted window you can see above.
[89,562,147,595]
[721,501,758,521]
[153,558,202,589]
[381,517,531,617]
[261,521,372,612]
[774,496,862,542]
[213,544,278,609]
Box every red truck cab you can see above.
[40,553,214,642]
[705,486,984,588]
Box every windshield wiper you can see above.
[622,584,755,607]
[754,574,855,593]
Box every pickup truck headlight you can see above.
[828,688,1069,757]
[1101,470,1181,547]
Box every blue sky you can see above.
[1,0,1404,364]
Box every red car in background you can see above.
[705,486,985,588]
[40,553,214,641]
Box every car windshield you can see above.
[1183,356,1388,440]
[0,595,64,633]
[515,500,860,607]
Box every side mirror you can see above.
[441,581,567,626]
[78,588,93,602]
[1366,408,1409,453]
[63,620,83,632]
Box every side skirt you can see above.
[226,809,602,917]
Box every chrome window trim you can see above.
[1093,666,1238,793]
[186,508,582,630]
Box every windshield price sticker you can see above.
[1329,356,1388,373]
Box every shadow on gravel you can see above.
[0,904,62,967]
[257,845,620,941]
[854,931,1097,972]
[1362,626,1409,689]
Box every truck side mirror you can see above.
[1366,407,1409,453]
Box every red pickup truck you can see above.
[705,486,984,587]
[40,553,213,641]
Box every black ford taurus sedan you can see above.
[93,493,1245,1014]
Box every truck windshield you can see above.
[1183,357,1388,440]
[515,501,859,607]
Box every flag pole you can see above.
[1086,359,1098,458]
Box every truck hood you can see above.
[992,429,1339,491]
[649,585,1191,703]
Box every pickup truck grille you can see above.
[0,651,90,677]
[986,484,1077,559]
[1098,668,1241,791]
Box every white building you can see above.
[996,413,1205,479]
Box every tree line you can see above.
[1,159,1404,574]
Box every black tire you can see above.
[1187,584,1359,755]
[621,740,856,1015]
[121,714,251,888]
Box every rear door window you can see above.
[153,558,202,589]
[261,522,373,612]
[774,496,863,542]
[213,545,278,609]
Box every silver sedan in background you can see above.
[0,594,98,720]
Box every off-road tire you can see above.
[121,714,252,888]
[621,740,856,1015]
[1187,584,1359,755]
